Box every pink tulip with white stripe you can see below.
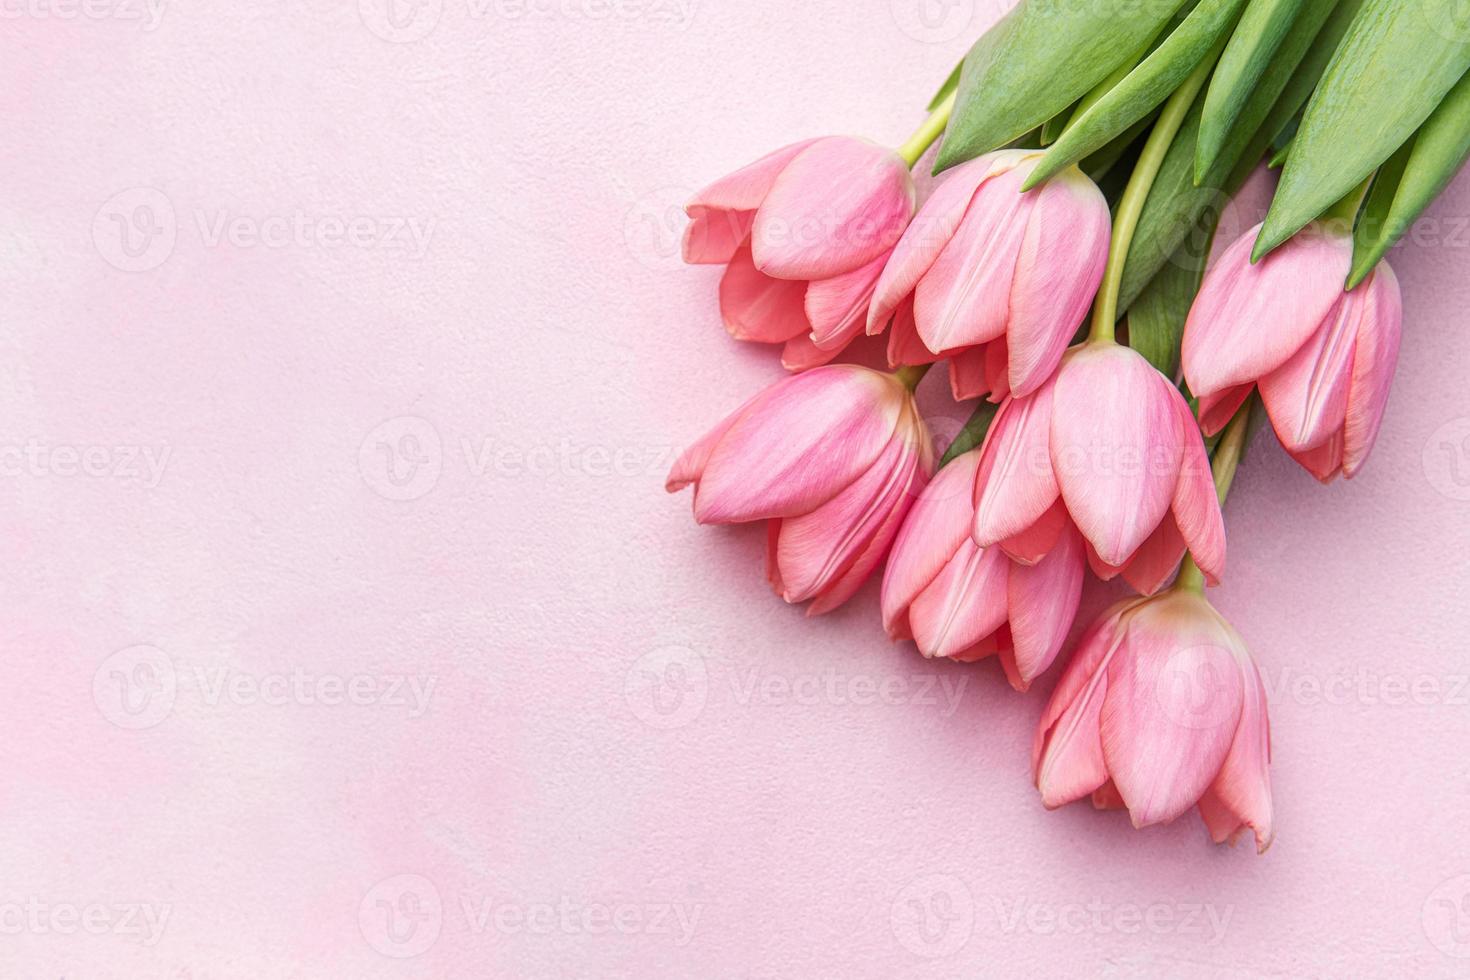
[1182,222,1402,482]
[867,150,1110,402]
[666,365,933,614]
[683,137,916,370]
[880,448,1085,690]
[1033,590,1273,852]
[970,343,1225,595]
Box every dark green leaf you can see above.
[1255,0,1470,259]
[1194,0,1348,187]
[1347,137,1414,278]
[1196,0,1306,182]
[1119,0,1345,309]
[1349,67,1470,285]
[934,0,1192,172]
[1024,0,1249,190]
[940,402,1000,467]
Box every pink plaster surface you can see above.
[4,1,1470,976]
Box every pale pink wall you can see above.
[3,1,1470,976]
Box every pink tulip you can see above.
[1033,589,1273,852]
[880,448,1085,690]
[970,342,1225,595]
[867,150,1110,402]
[1182,222,1402,482]
[666,365,933,614]
[683,137,916,370]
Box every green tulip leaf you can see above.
[935,0,1193,172]
[1196,0,1307,182]
[1255,0,1470,260]
[1195,0,1350,186]
[1119,0,1346,309]
[1348,67,1470,285]
[1024,0,1249,190]
[940,401,1000,467]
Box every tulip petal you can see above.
[984,338,1010,403]
[1118,517,1186,596]
[908,539,1010,660]
[694,366,901,523]
[753,137,914,281]
[867,152,1024,334]
[807,252,889,351]
[1197,383,1253,437]
[806,456,926,617]
[683,209,754,265]
[1006,169,1110,397]
[719,244,811,343]
[1170,394,1226,584]
[688,138,820,214]
[886,299,942,368]
[997,497,1067,565]
[1288,432,1344,483]
[684,138,819,264]
[1034,600,1142,808]
[1258,292,1358,454]
[1182,223,1352,397]
[1342,263,1403,478]
[1092,780,1126,811]
[948,346,992,401]
[1101,594,1245,828]
[1051,345,1181,566]
[1201,643,1273,852]
[880,449,982,635]
[973,381,1060,547]
[666,386,766,492]
[780,332,842,372]
[775,426,914,604]
[1007,524,1085,688]
[914,166,1031,353]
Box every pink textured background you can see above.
[5,1,1470,975]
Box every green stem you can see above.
[897,91,956,168]
[1175,399,1254,594]
[895,363,932,392]
[1087,50,1219,345]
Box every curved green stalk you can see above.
[1088,49,1220,344]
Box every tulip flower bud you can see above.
[667,365,933,614]
[970,343,1225,595]
[683,137,917,370]
[867,150,1110,402]
[880,448,1085,690]
[1182,221,1402,482]
[1033,589,1273,852]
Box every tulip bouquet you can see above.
[667,0,1469,851]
